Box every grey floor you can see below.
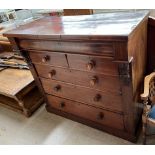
[0,104,153,145]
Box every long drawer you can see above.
[47,95,124,130]
[41,78,123,112]
[29,51,68,67]
[35,64,121,93]
[67,54,118,75]
[19,40,114,56]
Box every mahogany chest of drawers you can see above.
[4,11,149,142]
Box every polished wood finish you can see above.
[4,11,148,40]
[29,51,68,67]
[67,54,118,75]
[34,64,121,93]
[63,9,93,16]
[4,11,149,142]
[19,40,114,56]
[41,78,123,112]
[47,95,124,130]
[125,13,148,133]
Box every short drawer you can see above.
[67,54,118,75]
[29,51,68,67]
[47,95,124,130]
[35,64,121,93]
[19,39,114,56]
[41,78,123,112]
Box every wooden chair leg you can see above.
[143,123,147,145]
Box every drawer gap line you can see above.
[65,54,70,68]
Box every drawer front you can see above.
[29,51,68,67]
[41,78,123,112]
[19,40,114,56]
[47,95,124,130]
[35,64,121,93]
[67,54,118,75]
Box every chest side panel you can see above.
[128,15,148,129]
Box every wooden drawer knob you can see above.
[94,94,101,102]
[53,85,61,92]
[86,60,95,70]
[90,76,98,86]
[97,112,104,120]
[42,55,50,62]
[48,70,56,78]
[59,102,65,108]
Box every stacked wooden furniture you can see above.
[0,26,14,52]
[0,33,12,52]
[4,11,149,141]
[0,53,44,117]
[0,26,44,116]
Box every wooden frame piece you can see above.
[141,72,155,144]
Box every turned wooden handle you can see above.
[94,94,101,102]
[86,60,95,70]
[97,112,104,120]
[59,102,65,108]
[90,76,98,86]
[48,70,56,78]
[53,85,61,92]
[42,55,50,62]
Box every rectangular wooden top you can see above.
[0,68,34,97]
[0,58,34,97]
[4,10,149,41]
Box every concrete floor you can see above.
[0,104,152,145]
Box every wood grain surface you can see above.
[0,68,33,97]
[3,10,150,141]
[4,11,149,41]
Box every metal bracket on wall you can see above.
[118,62,131,85]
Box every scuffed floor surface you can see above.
[0,104,153,145]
